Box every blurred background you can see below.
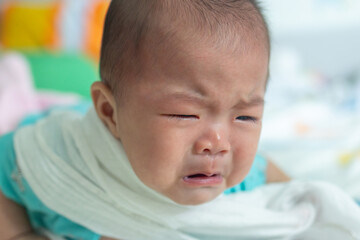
[260,0,360,198]
[0,0,107,98]
[0,0,359,197]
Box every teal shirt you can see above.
[0,104,267,240]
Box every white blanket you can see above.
[14,108,360,240]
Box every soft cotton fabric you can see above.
[12,107,360,240]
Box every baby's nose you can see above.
[193,125,230,156]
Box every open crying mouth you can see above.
[183,172,223,185]
[185,173,219,179]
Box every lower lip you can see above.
[183,175,223,186]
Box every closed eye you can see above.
[164,114,199,120]
[236,116,257,122]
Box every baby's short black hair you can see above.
[100,0,269,100]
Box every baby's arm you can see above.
[266,160,290,183]
[0,190,48,240]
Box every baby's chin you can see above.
[166,188,223,206]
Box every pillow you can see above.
[0,0,110,61]
[24,52,98,98]
[0,2,60,50]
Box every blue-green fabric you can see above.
[0,104,267,240]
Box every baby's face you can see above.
[114,37,268,205]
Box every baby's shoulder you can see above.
[0,131,16,162]
[0,132,17,187]
[0,131,26,207]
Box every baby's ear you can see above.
[91,81,121,138]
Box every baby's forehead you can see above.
[142,27,268,75]
[133,37,268,102]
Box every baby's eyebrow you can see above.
[161,92,264,108]
[162,92,207,106]
[234,96,264,108]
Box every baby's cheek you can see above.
[140,140,183,179]
[227,150,255,186]
[233,134,259,161]
[227,163,252,187]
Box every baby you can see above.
[5,0,354,240]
